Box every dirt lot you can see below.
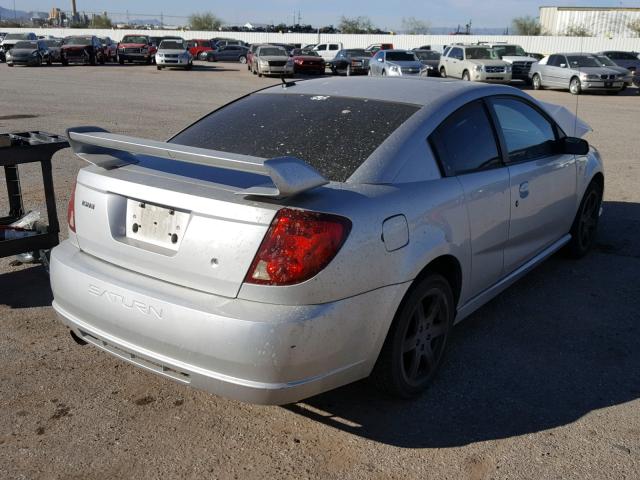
[0,62,639,480]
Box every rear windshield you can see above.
[414,50,440,60]
[386,51,417,62]
[171,93,420,182]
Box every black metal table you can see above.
[0,131,69,258]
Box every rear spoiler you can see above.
[66,126,329,198]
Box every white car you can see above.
[155,39,192,70]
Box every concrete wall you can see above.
[3,28,640,55]
[540,7,640,37]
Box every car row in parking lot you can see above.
[2,32,639,94]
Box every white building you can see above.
[540,6,640,37]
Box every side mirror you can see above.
[560,63,567,68]
[377,57,383,62]
[560,137,589,155]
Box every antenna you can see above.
[573,35,585,137]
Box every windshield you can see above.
[258,47,286,56]
[14,41,37,49]
[345,49,367,57]
[121,35,149,44]
[492,45,527,58]
[4,33,30,40]
[414,50,440,60]
[63,37,92,46]
[465,47,498,60]
[294,49,319,56]
[386,51,417,62]
[595,55,616,67]
[171,93,420,182]
[44,40,61,47]
[160,40,185,50]
[567,55,601,68]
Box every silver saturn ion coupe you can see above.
[51,77,604,405]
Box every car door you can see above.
[220,46,234,60]
[429,100,511,297]
[540,55,561,87]
[449,47,463,78]
[372,51,384,75]
[488,96,577,274]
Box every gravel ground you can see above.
[0,62,639,480]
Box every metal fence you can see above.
[2,28,640,54]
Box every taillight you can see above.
[245,208,351,286]
[67,182,76,233]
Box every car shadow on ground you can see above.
[285,200,640,448]
[0,264,52,309]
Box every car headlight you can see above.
[581,73,598,80]
[426,64,433,69]
[32,51,39,56]
[505,65,512,72]
[474,65,483,71]
[390,65,400,72]
[259,59,268,65]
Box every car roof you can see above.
[258,76,512,107]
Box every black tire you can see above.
[566,180,603,258]
[381,69,386,76]
[439,67,446,78]
[569,77,581,95]
[239,55,247,64]
[462,70,470,81]
[99,54,105,65]
[185,63,192,71]
[157,65,162,70]
[61,58,68,66]
[47,56,52,65]
[89,53,96,66]
[118,56,124,65]
[370,273,454,398]
[7,63,13,67]
[346,64,352,76]
[532,74,543,90]
[36,55,42,67]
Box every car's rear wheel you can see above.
[570,77,582,95]
[346,64,352,76]
[439,67,446,78]
[532,74,543,90]
[567,180,602,258]
[118,56,124,65]
[381,69,386,76]
[36,55,42,67]
[371,274,454,398]
[239,55,247,64]
[462,70,470,81]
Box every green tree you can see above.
[91,14,112,29]
[338,16,375,34]
[189,12,222,31]
[628,19,640,37]
[564,24,592,37]
[401,17,430,34]
[511,15,542,35]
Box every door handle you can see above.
[519,181,529,199]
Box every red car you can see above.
[61,35,106,65]
[187,39,213,60]
[291,49,325,74]
[117,34,157,64]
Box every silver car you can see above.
[51,78,603,405]
[251,45,293,77]
[156,39,193,70]
[369,49,422,76]
[530,53,626,95]
[439,45,512,83]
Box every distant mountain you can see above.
[0,6,47,21]
[128,18,163,26]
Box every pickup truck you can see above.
[312,42,343,62]
[479,42,539,83]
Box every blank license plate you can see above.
[126,199,189,250]
[605,82,612,87]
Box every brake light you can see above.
[245,208,351,286]
[67,181,76,233]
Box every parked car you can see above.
[369,49,422,77]
[213,39,247,49]
[530,53,625,95]
[593,54,633,88]
[0,32,37,62]
[312,42,343,61]
[43,38,63,63]
[251,45,293,77]
[481,42,539,83]
[61,36,106,66]
[596,51,640,75]
[327,49,370,75]
[207,45,249,63]
[413,49,441,76]
[187,39,214,60]
[439,45,512,83]
[6,40,51,66]
[99,37,118,62]
[527,52,545,61]
[156,39,193,70]
[290,49,325,74]
[52,77,603,405]
[364,43,394,55]
[245,43,264,71]
[117,34,156,64]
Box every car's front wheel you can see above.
[567,180,603,258]
[462,70,470,81]
[371,273,454,398]
[439,67,446,78]
[570,77,582,95]
[532,74,543,90]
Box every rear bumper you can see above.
[50,241,408,404]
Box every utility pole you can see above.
[160,11,164,29]
[13,0,16,20]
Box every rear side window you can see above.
[429,101,501,176]
[490,98,557,163]
[171,93,420,182]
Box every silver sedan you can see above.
[51,78,603,405]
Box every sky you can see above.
[5,0,634,29]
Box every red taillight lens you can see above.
[67,182,76,233]
[245,208,351,286]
